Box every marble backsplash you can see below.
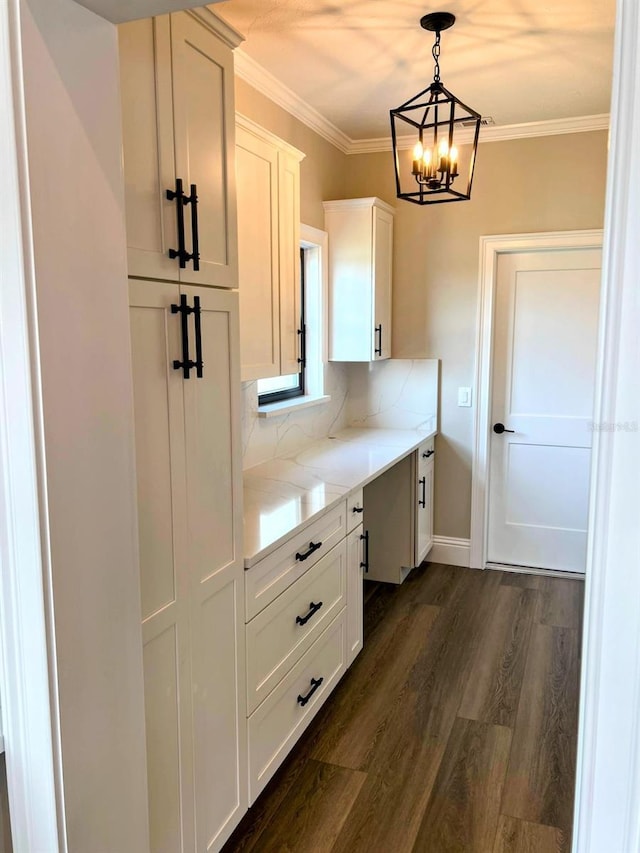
[241,359,439,469]
[346,358,439,432]
[241,364,349,469]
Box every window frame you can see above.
[257,247,306,405]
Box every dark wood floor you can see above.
[224,563,583,853]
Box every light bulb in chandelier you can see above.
[411,136,460,189]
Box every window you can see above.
[257,225,329,413]
[257,248,307,404]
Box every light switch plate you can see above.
[458,387,472,407]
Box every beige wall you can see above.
[234,79,608,540]
[235,78,348,230]
[344,131,608,539]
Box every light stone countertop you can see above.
[243,423,437,568]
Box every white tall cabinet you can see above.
[235,116,305,381]
[119,10,240,288]
[129,281,246,853]
[121,9,248,852]
[324,197,394,362]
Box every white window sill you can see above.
[257,394,331,418]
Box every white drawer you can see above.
[248,609,346,803]
[245,501,347,621]
[246,540,346,714]
[346,488,364,532]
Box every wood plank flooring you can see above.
[223,563,583,853]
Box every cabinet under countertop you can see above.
[243,423,437,568]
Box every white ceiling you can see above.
[216,0,615,141]
[73,0,221,24]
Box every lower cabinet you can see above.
[364,436,435,584]
[244,497,367,803]
[346,523,366,666]
[248,610,347,802]
[415,437,435,566]
[129,279,247,852]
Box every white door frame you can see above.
[573,2,640,850]
[469,229,603,572]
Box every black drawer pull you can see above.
[187,183,200,272]
[297,677,323,707]
[360,530,369,574]
[352,505,364,514]
[419,476,427,508]
[167,178,188,268]
[374,324,382,357]
[295,541,322,562]
[422,449,434,458]
[171,294,194,379]
[296,600,323,627]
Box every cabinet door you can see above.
[120,17,178,282]
[346,524,365,666]
[278,149,302,376]
[236,126,281,380]
[373,206,393,360]
[171,12,238,289]
[416,443,435,566]
[326,206,374,362]
[129,280,196,852]
[180,286,247,851]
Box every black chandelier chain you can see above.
[432,31,441,82]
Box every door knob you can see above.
[493,422,515,434]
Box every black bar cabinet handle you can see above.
[187,183,200,272]
[419,476,426,508]
[171,294,192,379]
[493,422,515,434]
[374,324,382,356]
[295,541,322,562]
[167,178,188,268]
[360,530,369,574]
[422,449,435,459]
[297,677,323,707]
[352,505,364,514]
[193,295,203,378]
[295,601,323,627]
[297,324,307,367]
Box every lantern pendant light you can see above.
[390,12,481,205]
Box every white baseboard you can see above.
[486,562,585,580]
[429,536,471,568]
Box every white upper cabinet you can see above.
[236,115,305,382]
[324,197,394,362]
[119,10,241,288]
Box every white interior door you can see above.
[488,248,601,573]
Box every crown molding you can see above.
[233,49,351,153]
[190,7,244,50]
[322,197,395,214]
[233,49,609,156]
[236,112,306,161]
[350,113,610,153]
